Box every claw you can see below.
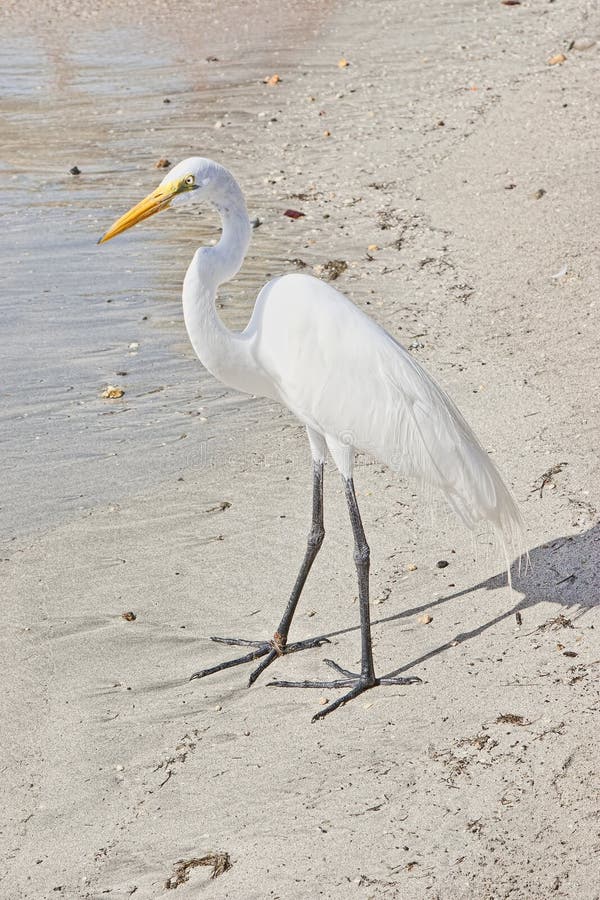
[312,681,371,721]
[190,633,328,685]
[269,658,422,720]
[248,649,279,686]
[210,636,266,648]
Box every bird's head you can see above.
[98,157,221,244]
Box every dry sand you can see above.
[1,0,599,897]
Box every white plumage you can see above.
[100,157,522,720]
[245,272,520,538]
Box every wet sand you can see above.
[0,0,334,537]
[2,0,599,897]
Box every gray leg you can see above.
[271,476,421,721]
[345,477,376,684]
[190,461,328,685]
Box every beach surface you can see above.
[1,0,599,897]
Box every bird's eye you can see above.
[184,175,195,187]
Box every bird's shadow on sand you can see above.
[304,523,599,680]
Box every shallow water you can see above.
[0,2,332,540]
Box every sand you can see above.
[1,0,599,897]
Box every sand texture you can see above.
[1,0,599,897]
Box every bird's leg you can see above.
[270,476,420,721]
[244,459,328,683]
[190,461,328,685]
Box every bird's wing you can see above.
[250,273,521,548]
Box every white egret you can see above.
[99,158,522,721]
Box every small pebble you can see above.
[406,563,418,572]
[436,560,449,568]
[319,697,329,705]
[550,264,568,279]
[530,188,546,200]
[121,611,136,622]
[69,166,81,175]
[155,158,170,168]
[214,705,222,712]
[315,259,348,281]
[418,613,433,625]
[570,37,596,51]
[101,385,125,399]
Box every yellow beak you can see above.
[98,178,186,244]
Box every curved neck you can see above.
[182,171,254,389]
[207,174,252,286]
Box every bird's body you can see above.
[179,161,519,537]
[100,157,522,720]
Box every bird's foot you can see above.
[190,633,330,686]
[269,659,422,721]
